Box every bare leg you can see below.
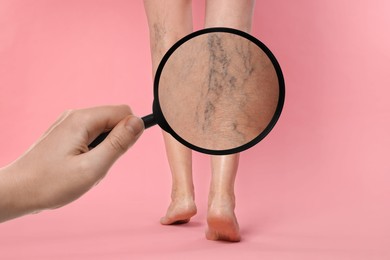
[207,154,241,241]
[144,0,197,224]
[205,0,255,242]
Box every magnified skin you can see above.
[159,32,279,151]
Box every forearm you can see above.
[0,164,36,223]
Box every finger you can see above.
[70,105,133,143]
[84,115,144,173]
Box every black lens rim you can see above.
[153,27,285,155]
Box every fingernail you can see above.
[125,116,144,137]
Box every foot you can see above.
[160,198,197,225]
[206,195,241,242]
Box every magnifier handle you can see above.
[89,131,109,148]
[88,114,156,148]
[141,114,156,129]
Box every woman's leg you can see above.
[143,0,197,224]
[204,0,256,242]
[208,154,241,241]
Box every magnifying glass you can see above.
[90,27,284,155]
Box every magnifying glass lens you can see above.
[156,28,284,154]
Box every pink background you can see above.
[1,1,389,259]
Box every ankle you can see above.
[171,190,195,202]
[208,192,236,210]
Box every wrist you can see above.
[0,162,39,222]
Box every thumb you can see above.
[88,115,144,170]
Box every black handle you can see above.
[141,114,156,129]
[89,131,110,148]
[88,114,156,149]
